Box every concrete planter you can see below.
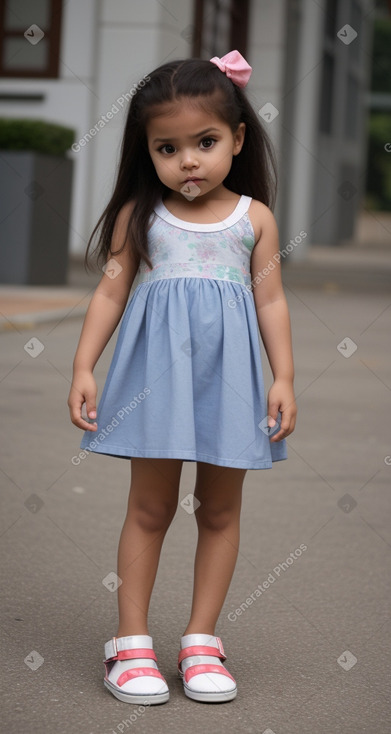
[0,151,73,285]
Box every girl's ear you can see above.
[233,122,246,155]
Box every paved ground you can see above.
[0,256,390,733]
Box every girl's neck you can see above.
[165,184,236,206]
[162,186,242,224]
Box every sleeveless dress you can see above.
[79,195,287,469]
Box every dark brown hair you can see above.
[85,58,277,271]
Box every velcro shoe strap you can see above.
[184,663,236,684]
[116,667,166,688]
[178,645,226,666]
[105,636,155,660]
[105,648,157,664]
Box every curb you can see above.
[0,305,88,333]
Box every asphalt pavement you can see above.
[1,255,390,734]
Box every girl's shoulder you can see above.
[110,199,139,267]
[115,199,136,229]
[247,199,277,244]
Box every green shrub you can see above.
[0,118,75,156]
[365,113,391,211]
[365,16,391,211]
[370,17,391,94]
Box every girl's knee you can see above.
[195,503,239,532]
[132,497,177,533]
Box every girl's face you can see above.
[146,99,245,200]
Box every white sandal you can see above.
[178,634,237,703]
[103,635,169,704]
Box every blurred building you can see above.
[0,0,375,261]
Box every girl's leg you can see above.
[117,457,182,637]
[183,462,246,636]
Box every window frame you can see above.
[192,0,249,59]
[0,0,63,78]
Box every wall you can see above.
[0,0,97,255]
[84,0,194,256]
[0,0,193,256]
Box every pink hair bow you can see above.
[209,50,252,88]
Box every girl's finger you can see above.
[71,414,98,431]
[69,401,98,431]
[270,411,294,441]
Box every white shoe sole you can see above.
[104,678,169,705]
[183,682,237,703]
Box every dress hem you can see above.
[79,443,287,470]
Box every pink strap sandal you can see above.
[178,634,237,702]
[103,635,169,704]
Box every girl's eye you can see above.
[200,137,216,150]
[159,144,176,154]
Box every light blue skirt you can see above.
[79,277,287,469]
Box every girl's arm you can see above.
[68,202,140,432]
[250,203,297,442]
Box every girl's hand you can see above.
[267,379,297,442]
[68,369,98,431]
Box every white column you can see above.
[87,0,193,244]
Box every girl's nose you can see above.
[180,149,199,169]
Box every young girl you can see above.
[68,50,296,705]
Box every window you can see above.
[0,0,62,78]
[324,0,338,38]
[345,73,359,139]
[192,0,249,59]
[319,51,334,134]
[319,0,338,135]
[350,0,362,61]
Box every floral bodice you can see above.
[137,195,255,286]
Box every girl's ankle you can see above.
[116,629,149,638]
[182,628,216,637]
